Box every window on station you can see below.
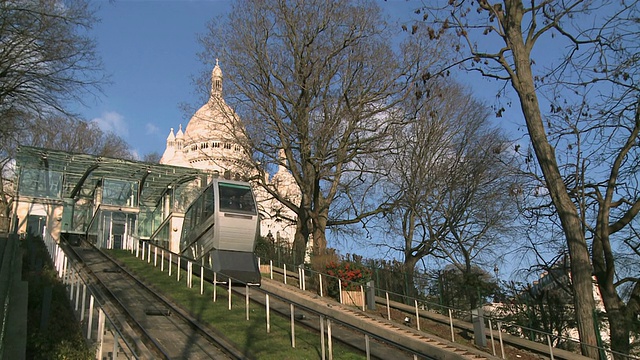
[101,178,139,207]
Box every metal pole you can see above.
[489,319,496,356]
[69,270,75,300]
[228,279,232,310]
[302,267,306,291]
[97,309,105,360]
[75,279,81,310]
[365,334,370,360]
[386,292,391,320]
[361,285,365,311]
[246,285,250,320]
[284,264,287,285]
[319,274,323,297]
[169,253,172,276]
[449,309,455,342]
[161,250,165,272]
[290,304,295,348]
[269,260,273,279]
[320,316,326,360]
[80,285,87,322]
[154,246,157,267]
[213,272,217,302]
[497,321,505,359]
[187,261,192,288]
[200,266,204,295]
[414,299,420,331]
[339,279,343,304]
[177,257,181,282]
[87,295,95,339]
[547,334,555,360]
[327,318,333,360]
[266,294,271,333]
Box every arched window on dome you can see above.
[200,142,209,149]
[234,144,241,152]
[212,141,220,148]
[224,143,232,150]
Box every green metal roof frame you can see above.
[16,146,207,207]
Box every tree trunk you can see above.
[593,219,630,359]
[403,256,419,298]
[503,1,598,356]
[293,213,310,265]
[312,211,328,256]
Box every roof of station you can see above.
[16,146,207,207]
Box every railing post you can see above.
[449,309,455,342]
[266,294,271,333]
[320,316,326,360]
[290,304,296,348]
[489,319,496,356]
[87,295,95,339]
[547,334,555,360]
[200,266,204,294]
[497,321,505,359]
[414,299,420,331]
[386,292,391,320]
[228,279,232,310]
[245,285,250,320]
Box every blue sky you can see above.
[82,0,434,160]
[83,1,233,159]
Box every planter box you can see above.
[341,290,364,307]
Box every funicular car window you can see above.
[218,183,256,214]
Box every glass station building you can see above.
[12,146,208,252]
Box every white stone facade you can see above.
[160,61,299,244]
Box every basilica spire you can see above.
[211,59,222,99]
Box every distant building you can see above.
[160,61,300,246]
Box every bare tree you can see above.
[0,0,103,126]
[415,0,639,357]
[142,152,162,164]
[0,0,106,232]
[25,116,133,159]
[199,0,420,262]
[381,80,516,304]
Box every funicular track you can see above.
[63,241,249,360]
[144,244,498,360]
[65,240,499,360]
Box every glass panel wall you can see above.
[151,221,170,249]
[138,205,161,239]
[102,178,138,207]
[19,168,63,199]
